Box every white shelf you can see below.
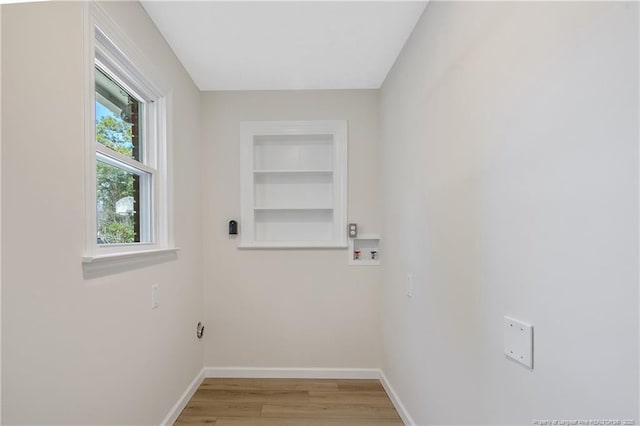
[254,171,333,209]
[240,120,348,249]
[253,133,333,171]
[253,169,333,174]
[254,208,333,243]
[253,207,333,211]
[239,241,348,249]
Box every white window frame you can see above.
[82,4,175,272]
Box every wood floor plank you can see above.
[175,378,404,426]
[307,391,394,407]
[214,417,404,426]
[179,401,262,418]
[200,378,339,392]
[261,403,400,419]
[174,415,217,425]
[190,389,309,404]
[334,379,385,392]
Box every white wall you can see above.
[201,90,381,369]
[0,4,3,421]
[3,1,639,425]
[379,2,639,424]
[2,2,203,424]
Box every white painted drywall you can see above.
[201,90,381,369]
[1,2,203,424]
[141,1,426,91]
[0,5,3,422]
[379,2,639,424]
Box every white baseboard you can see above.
[160,368,204,426]
[378,370,416,426]
[204,366,380,379]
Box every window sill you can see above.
[82,247,180,279]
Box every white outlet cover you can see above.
[503,316,533,369]
[406,273,413,298]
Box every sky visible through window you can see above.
[95,101,135,154]
[96,101,115,121]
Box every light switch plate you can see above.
[503,316,533,369]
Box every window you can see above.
[95,66,151,245]
[83,5,174,269]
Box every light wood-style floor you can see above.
[175,378,405,426]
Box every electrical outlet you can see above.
[504,316,533,369]
[406,273,413,298]
[151,284,160,309]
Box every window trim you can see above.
[83,3,175,273]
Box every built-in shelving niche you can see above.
[239,121,347,248]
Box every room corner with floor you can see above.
[1,1,638,425]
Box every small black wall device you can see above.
[229,220,238,235]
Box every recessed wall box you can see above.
[348,234,380,266]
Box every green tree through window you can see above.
[96,114,138,244]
